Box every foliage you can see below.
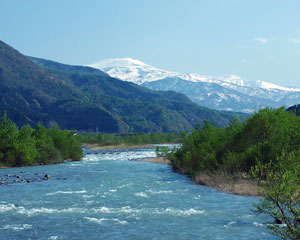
[252,152,300,240]
[0,111,19,166]
[78,132,184,146]
[171,107,300,175]
[156,146,172,157]
[0,112,82,167]
[170,107,300,239]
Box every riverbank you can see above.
[138,157,171,164]
[139,156,259,196]
[193,172,260,196]
[85,143,259,196]
[0,146,271,240]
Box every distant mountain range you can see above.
[89,58,300,113]
[0,40,246,133]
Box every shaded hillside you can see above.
[0,40,124,132]
[30,57,247,131]
[286,104,300,116]
[92,57,300,113]
[0,40,247,132]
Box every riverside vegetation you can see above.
[78,132,184,146]
[0,112,82,167]
[0,111,183,167]
[169,106,300,239]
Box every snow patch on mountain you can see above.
[88,58,300,92]
[88,58,178,84]
[88,58,300,113]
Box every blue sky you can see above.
[1,0,300,87]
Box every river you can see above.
[0,146,278,240]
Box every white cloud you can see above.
[289,37,300,44]
[253,37,268,44]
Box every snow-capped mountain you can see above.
[88,58,300,113]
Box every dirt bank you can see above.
[138,157,171,165]
[193,172,260,196]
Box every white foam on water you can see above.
[166,208,205,216]
[83,155,99,162]
[135,192,149,198]
[90,205,204,217]
[85,200,95,205]
[193,195,201,200]
[119,206,142,214]
[224,221,237,228]
[17,207,88,216]
[93,206,142,214]
[82,195,94,199]
[84,217,108,224]
[147,189,174,195]
[111,218,128,225]
[48,237,58,240]
[0,203,88,216]
[68,163,85,167]
[82,150,157,162]
[241,214,254,219]
[84,217,128,225]
[0,224,32,231]
[117,183,132,189]
[0,203,17,212]
[109,189,117,192]
[253,222,264,227]
[93,207,112,213]
[46,190,87,196]
[154,208,205,216]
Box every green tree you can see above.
[252,152,300,240]
[0,111,19,166]
[67,131,83,161]
[33,123,60,164]
[15,125,38,166]
[48,126,69,159]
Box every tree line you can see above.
[169,107,300,239]
[0,112,82,167]
[78,132,184,146]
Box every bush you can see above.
[170,107,300,239]
[171,107,300,175]
[252,152,300,240]
[0,112,83,167]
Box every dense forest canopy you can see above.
[169,106,300,239]
[0,112,82,167]
[171,106,300,175]
[79,132,184,146]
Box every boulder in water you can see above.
[44,174,50,180]
[275,218,282,224]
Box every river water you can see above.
[0,146,278,240]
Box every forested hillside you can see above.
[286,104,300,116]
[0,40,121,132]
[30,56,247,132]
[0,40,247,132]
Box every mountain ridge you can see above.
[0,40,246,133]
[89,58,300,112]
